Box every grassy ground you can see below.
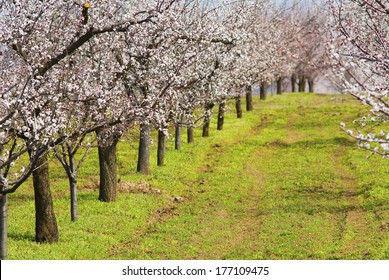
[7,93,389,260]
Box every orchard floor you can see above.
[7,93,389,259]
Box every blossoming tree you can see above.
[326,0,389,157]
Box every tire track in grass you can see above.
[332,149,389,259]
[231,110,344,259]
[186,121,272,259]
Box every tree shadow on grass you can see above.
[295,185,369,201]
[9,194,34,203]
[8,232,35,242]
[258,198,389,218]
[78,192,98,202]
[265,136,355,148]
[259,185,389,217]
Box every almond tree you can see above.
[52,43,128,216]
[326,0,389,157]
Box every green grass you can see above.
[6,93,389,260]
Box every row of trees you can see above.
[0,0,387,259]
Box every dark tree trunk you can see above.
[291,74,296,92]
[308,77,314,93]
[217,102,225,130]
[277,77,283,95]
[260,82,267,100]
[187,126,194,144]
[235,96,243,118]
[245,85,253,111]
[175,124,181,150]
[64,148,78,221]
[202,103,214,137]
[157,129,166,166]
[0,193,7,260]
[69,175,78,221]
[97,130,118,202]
[299,75,306,92]
[202,118,210,137]
[137,123,151,174]
[33,153,59,243]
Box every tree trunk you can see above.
[245,85,253,111]
[260,82,267,100]
[33,153,59,243]
[217,102,225,130]
[187,126,194,144]
[202,118,210,137]
[0,144,7,259]
[64,149,78,221]
[291,74,296,92]
[69,175,78,221]
[202,103,214,137]
[97,134,118,202]
[299,75,306,92]
[0,193,7,260]
[277,77,283,95]
[235,96,243,118]
[137,123,151,174]
[308,77,314,93]
[175,124,181,150]
[157,129,166,166]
